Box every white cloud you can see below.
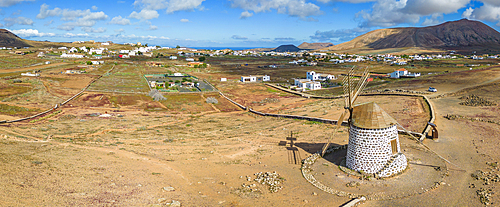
[240,11,253,19]
[481,0,500,7]
[36,3,61,19]
[148,25,158,30]
[422,14,443,26]
[92,6,98,10]
[0,23,3,27]
[166,0,205,13]
[57,25,74,31]
[180,18,189,22]
[0,0,35,7]
[109,15,131,25]
[462,7,474,19]
[402,0,470,16]
[467,3,500,24]
[36,4,109,31]
[10,29,55,38]
[115,28,125,33]
[232,35,248,40]
[129,9,159,20]
[230,0,321,18]
[63,33,90,38]
[133,0,205,13]
[3,16,34,27]
[82,27,106,33]
[310,27,370,42]
[317,0,375,3]
[133,0,169,10]
[57,11,108,29]
[357,0,471,28]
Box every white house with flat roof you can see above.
[240,75,270,82]
[294,79,321,91]
[306,71,335,81]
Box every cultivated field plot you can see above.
[0,53,46,69]
[159,93,218,114]
[0,77,64,111]
[88,64,149,93]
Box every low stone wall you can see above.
[265,83,435,140]
[219,92,246,110]
[301,144,449,200]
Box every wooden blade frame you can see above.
[321,67,370,157]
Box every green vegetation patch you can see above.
[0,86,30,97]
[0,104,41,116]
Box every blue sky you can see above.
[1,0,500,47]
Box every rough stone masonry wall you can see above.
[346,125,398,174]
[377,153,408,178]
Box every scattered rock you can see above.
[259,98,279,104]
[477,188,493,205]
[254,171,284,193]
[346,181,360,187]
[206,97,218,104]
[163,186,175,192]
[459,94,496,107]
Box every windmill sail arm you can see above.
[351,72,370,105]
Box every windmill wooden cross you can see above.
[285,131,301,164]
[321,67,370,157]
[287,131,297,147]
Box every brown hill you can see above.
[298,42,334,50]
[325,19,500,53]
[0,29,31,48]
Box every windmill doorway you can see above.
[391,139,398,154]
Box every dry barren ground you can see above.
[0,63,499,206]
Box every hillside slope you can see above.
[325,19,500,53]
[0,29,32,48]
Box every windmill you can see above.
[321,67,408,177]
[320,67,370,156]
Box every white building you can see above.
[91,61,105,65]
[346,102,407,177]
[306,71,335,81]
[89,48,104,55]
[60,53,84,58]
[21,72,40,77]
[170,56,178,60]
[294,79,321,91]
[186,58,195,62]
[389,69,421,78]
[240,75,270,82]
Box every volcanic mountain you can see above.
[325,19,500,53]
[0,29,31,48]
[272,44,301,52]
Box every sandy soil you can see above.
[0,63,499,206]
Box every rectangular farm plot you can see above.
[159,93,215,114]
[0,54,46,70]
[88,64,149,93]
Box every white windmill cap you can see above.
[351,102,397,129]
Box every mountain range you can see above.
[325,19,500,53]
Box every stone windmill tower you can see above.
[321,68,407,178]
